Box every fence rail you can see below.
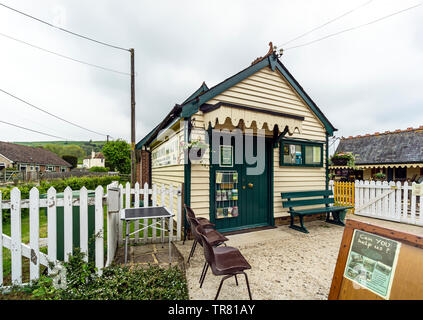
[0,181,182,288]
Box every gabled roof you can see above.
[137,45,337,149]
[335,127,423,164]
[179,51,336,135]
[0,141,72,167]
[136,82,209,150]
[182,82,209,104]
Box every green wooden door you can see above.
[210,133,272,232]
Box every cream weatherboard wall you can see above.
[200,65,327,219]
[150,121,185,215]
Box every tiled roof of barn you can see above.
[335,126,423,164]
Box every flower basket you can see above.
[331,158,348,166]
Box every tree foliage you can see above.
[62,155,78,169]
[42,144,86,159]
[102,140,131,174]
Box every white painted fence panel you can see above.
[1,181,182,288]
[354,180,423,226]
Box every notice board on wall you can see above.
[329,219,423,300]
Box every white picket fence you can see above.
[354,180,423,226]
[0,181,182,288]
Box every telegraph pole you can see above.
[130,48,136,187]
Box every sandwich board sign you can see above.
[329,219,423,300]
[343,230,401,299]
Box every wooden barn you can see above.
[136,44,337,233]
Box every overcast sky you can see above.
[0,0,422,154]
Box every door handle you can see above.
[248,183,253,189]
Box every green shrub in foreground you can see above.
[24,249,189,300]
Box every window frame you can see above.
[279,138,324,167]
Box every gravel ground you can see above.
[174,218,345,300]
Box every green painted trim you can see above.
[183,118,191,234]
[180,58,270,118]
[283,197,334,208]
[279,139,324,167]
[269,139,275,227]
[182,82,209,105]
[281,190,333,198]
[180,53,336,135]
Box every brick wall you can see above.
[136,150,151,186]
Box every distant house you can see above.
[82,150,105,168]
[330,126,423,182]
[0,141,71,173]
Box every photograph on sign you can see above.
[343,229,401,299]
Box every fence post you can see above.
[402,181,409,223]
[118,184,124,246]
[152,184,157,242]
[10,188,22,285]
[47,187,57,273]
[134,182,140,242]
[106,183,120,267]
[395,181,402,221]
[63,187,73,263]
[410,182,417,224]
[143,182,149,243]
[95,186,104,275]
[80,187,89,262]
[29,187,40,283]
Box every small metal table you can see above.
[120,206,174,265]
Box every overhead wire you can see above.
[284,2,422,51]
[0,2,130,52]
[0,31,130,76]
[0,88,109,137]
[0,120,69,140]
[280,0,374,47]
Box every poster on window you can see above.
[343,230,401,299]
[151,135,180,168]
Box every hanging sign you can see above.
[344,229,401,299]
[220,145,233,167]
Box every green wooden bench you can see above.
[281,190,352,234]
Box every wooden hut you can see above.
[136,44,337,232]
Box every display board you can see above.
[329,219,423,300]
[215,170,239,219]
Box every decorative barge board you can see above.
[136,43,337,234]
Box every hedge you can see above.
[0,175,129,223]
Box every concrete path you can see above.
[174,219,345,300]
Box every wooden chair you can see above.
[186,215,228,264]
[196,225,252,300]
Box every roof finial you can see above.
[251,42,277,65]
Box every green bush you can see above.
[0,175,129,223]
[11,249,189,300]
[89,166,109,172]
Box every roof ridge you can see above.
[342,125,423,140]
